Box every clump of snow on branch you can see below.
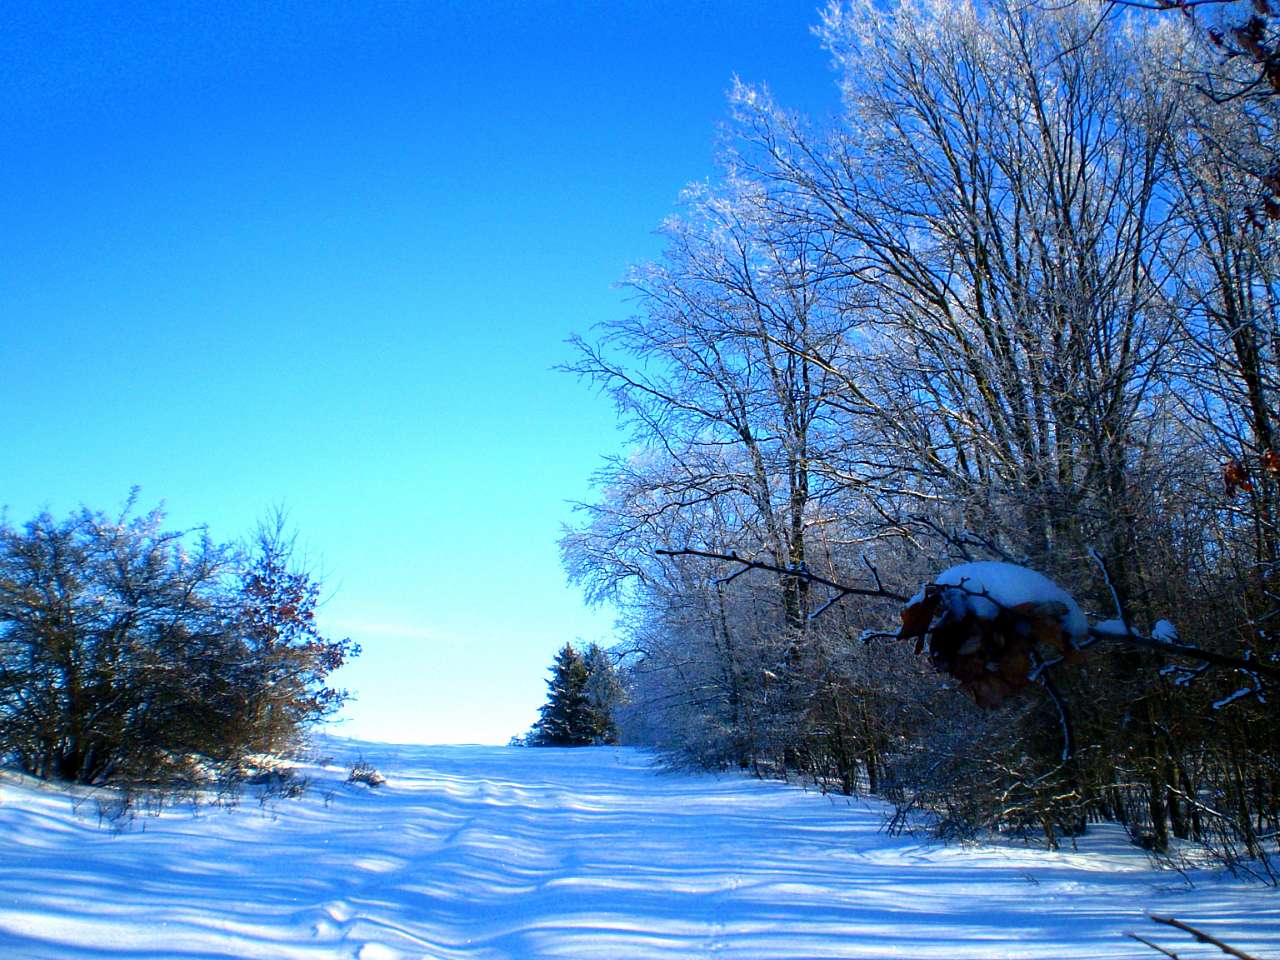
[900,562,1089,709]
[933,562,1089,642]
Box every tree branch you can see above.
[654,546,912,603]
[1146,915,1263,960]
[1093,627,1280,684]
[659,546,1280,685]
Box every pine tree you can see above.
[531,643,612,746]
[582,642,621,744]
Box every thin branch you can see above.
[655,546,912,603]
[1148,915,1263,960]
[660,547,1280,684]
[1033,652,1075,762]
[1096,627,1280,683]
[1126,932,1182,959]
[1088,548,1128,623]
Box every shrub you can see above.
[0,497,356,785]
[346,759,386,787]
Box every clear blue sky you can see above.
[0,1,839,744]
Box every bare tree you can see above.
[730,0,1184,610]
[566,177,860,633]
[563,0,1280,864]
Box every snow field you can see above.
[0,739,1276,959]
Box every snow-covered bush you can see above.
[347,759,386,788]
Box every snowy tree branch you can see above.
[654,546,912,604]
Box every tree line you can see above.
[563,0,1280,875]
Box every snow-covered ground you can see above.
[0,740,1276,959]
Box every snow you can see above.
[0,739,1277,959]
[935,562,1090,641]
[1093,619,1134,637]
[1213,688,1258,710]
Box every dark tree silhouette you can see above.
[0,498,356,785]
[529,643,616,746]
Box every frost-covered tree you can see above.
[565,175,856,635]
[1117,0,1279,214]
[732,0,1183,609]
[582,642,623,744]
[562,169,892,779]
[564,0,1280,868]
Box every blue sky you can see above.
[0,1,839,744]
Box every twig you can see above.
[1088,547,1129,624]
[1097,628,1280,684]
[1126,932,1182,959]
[1032,651,1075,761]
[1145,916,1264,960]
[655,547,911,603]
[861,553,886,593]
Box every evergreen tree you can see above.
[582,642,622,745]
[530,643,616,746]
